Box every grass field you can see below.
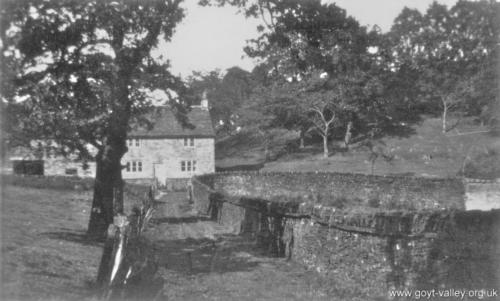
[217,117,500,178]
[1,185,100,301]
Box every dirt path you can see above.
[141,192,331,301]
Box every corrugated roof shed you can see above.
[128,106,215,138]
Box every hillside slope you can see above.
[217,118,499,178]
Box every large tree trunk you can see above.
[87,137,127,240]
[87,75,130,240]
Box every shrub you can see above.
[368,198,381,208]
[328,196,349,209]
[462,148,500,179]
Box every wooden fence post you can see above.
[95,215,129,295]
[95,185,156,299]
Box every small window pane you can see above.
[192,160,196,171]
[183,138,188,146]
[190,138,194,146]
[65,168,78,175]
[135,139,139,147]
[126,162,130,172]
[132,161,137,172]
[187,161,191,171]
[181,161,186,171]
[138,161,142,172]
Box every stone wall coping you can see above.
[196,171,463,182]
[464,177,500,184]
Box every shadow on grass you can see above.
[387,172,416,177]
[380,123,418,139]
[41,230,103,247]
[108,235,265,300]
[151,234,265,276]
[215,161,265,172]
[151,216,212,225]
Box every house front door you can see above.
[153,162,169,187]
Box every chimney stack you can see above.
[200,90,209,110]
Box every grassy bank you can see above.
[217,117,500,178]
[1,185,100,300]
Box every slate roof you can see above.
[128,106,215,138]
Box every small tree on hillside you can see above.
[1,0,187,239]
[277,70,384,158]
[434,75,475,133]
[293,74,342,158]
[306,93,337,158]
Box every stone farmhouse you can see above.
[6,99,215,189]
[123,101,215,188]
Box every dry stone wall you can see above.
[191,172,499,300]
[290,209,500,299]
[196,171,465,210]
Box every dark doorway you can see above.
[12,160,44,175]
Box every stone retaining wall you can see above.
[191,173,500,300]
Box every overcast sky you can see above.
[157,0,459,78]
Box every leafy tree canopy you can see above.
[186,66,255,134]
[201,0,396,153]
[388,0,500,128]
[1,0,187,237]
[1,0,187,156]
